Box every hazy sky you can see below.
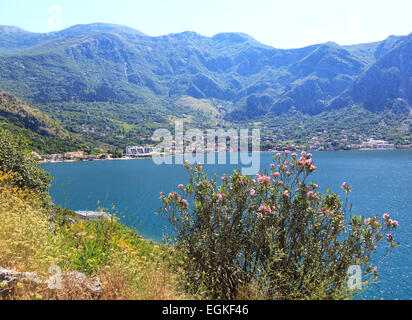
[1,0,412,48]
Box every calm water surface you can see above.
[41,150,412,300]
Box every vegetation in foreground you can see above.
[159,153,399,300]
[0,171,185,300]
[0,128,399,300]
[0,129,184,300]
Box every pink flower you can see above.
[301,151,306,157]
[321,208,330,215]
[258,175,271,184]
[309,165,317,171]
[270,164,275,168]
[250,189,256,197]
[307,153,312,158]
[285,150,291,155]
[390,220,399,227]
[178,184,184,189]
[383,213,390,220]
[184,160,190,169]
[341,182,347,189]
[273,172,280,178]
[386,234,393,240]
[364,218,371,225]
[292,153,298,158]
[306,159,313,166]
[216,193,223,200]
[307,191,314,197]
[283,190,290,197]
[258,205,272,213]
[181,199,189,207]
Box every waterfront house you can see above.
[42,153,63,162]
[125,146,154,157]
[361,139,395,149]
[64,151,84,160]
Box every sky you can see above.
[1,0,412,48]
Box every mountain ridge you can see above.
[0,23,411,149]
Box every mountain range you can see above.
[0,23,411,150]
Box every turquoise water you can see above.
[41,150,412,300]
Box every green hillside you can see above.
[0,91,86,154]
[0,24,411,150]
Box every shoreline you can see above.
[38,147,412,164]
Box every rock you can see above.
[63,271,102,296]
[0,266,101,299]
[0,266,43,297]
[0,267,18,298]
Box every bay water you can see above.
[41,150,412,300]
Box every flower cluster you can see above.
[256,174,271,184]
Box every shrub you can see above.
[158,152,399,300]
[0,129,51,194]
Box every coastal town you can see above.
[34,133,412,163]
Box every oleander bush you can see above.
[159,152,399,300]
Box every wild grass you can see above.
[0,170,186,300]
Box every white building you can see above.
[361,139,395,149]
[125,146,155,156]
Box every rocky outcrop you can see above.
[0,266,42,297]
[0,266,101,299]
[62,271,102,297]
